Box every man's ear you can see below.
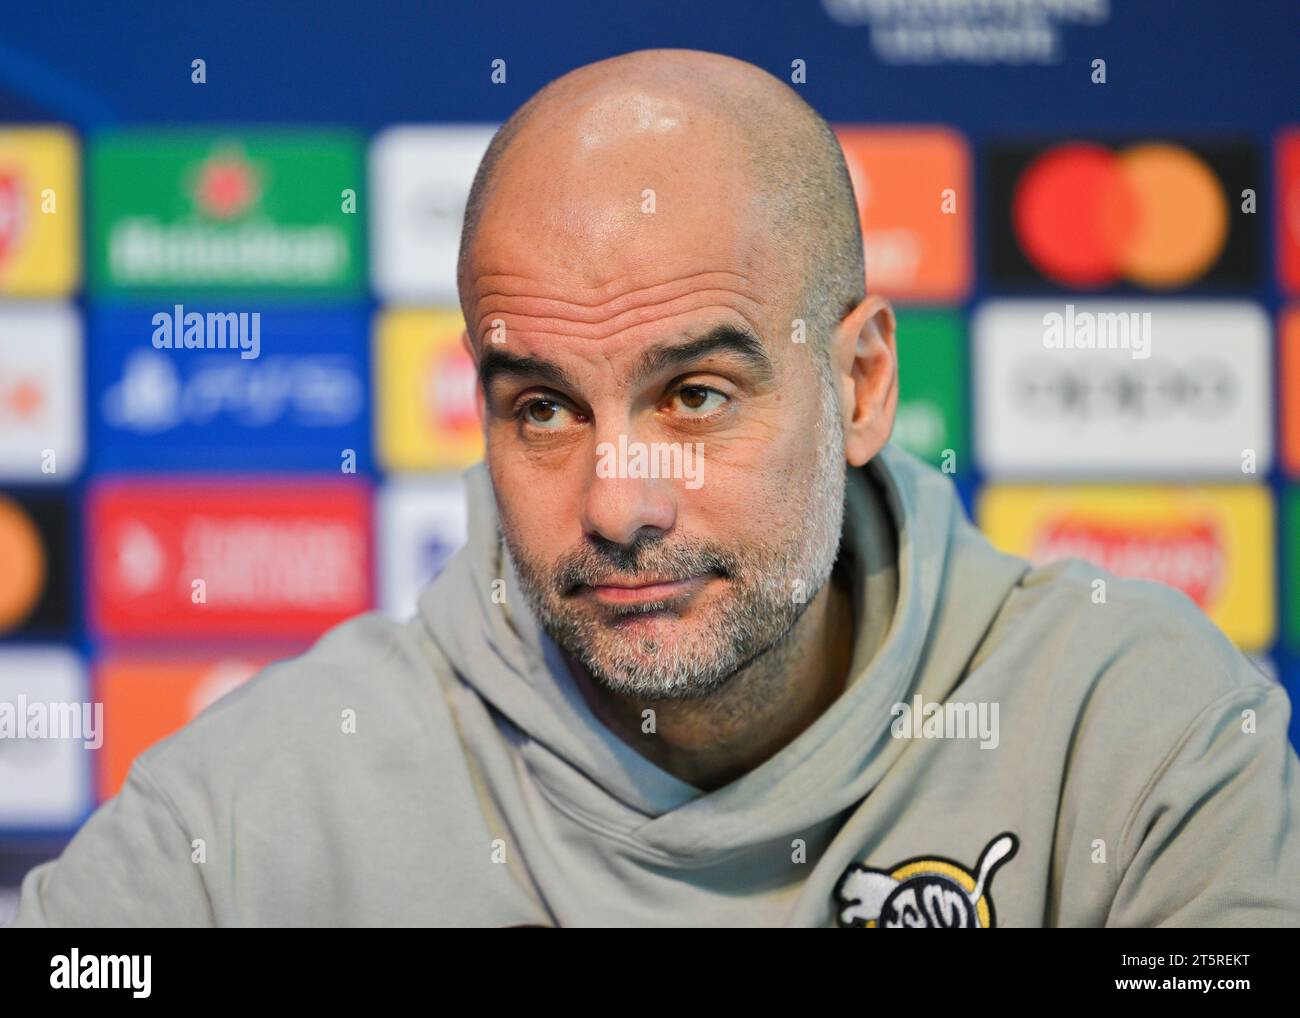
[832,294,898,468]
[460,327,487,428]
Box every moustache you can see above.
[553,536,738,596]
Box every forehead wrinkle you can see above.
[475,289,769,346]
[473,269,759,311]
[470,269,767,336]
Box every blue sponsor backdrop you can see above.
[0,1,1294,130]
[88,307,370,472]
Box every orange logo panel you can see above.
[94,655,290,801]
[1283,309,1300,478]
[834,127,971,302]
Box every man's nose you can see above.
[581,435,679,547]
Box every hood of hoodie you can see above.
[416,441,1029,867]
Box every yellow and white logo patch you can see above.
[834,832,1019,928]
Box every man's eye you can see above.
[669,385,727,415]
[519,398,571,429]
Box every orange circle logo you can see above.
[0,496,46,630]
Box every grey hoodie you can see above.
[10,443,1300,927]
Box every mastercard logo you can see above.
[1012,142,1230,289]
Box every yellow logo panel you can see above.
[0,127,80,296]
[375,308,483,471]
[977,485,1274,651]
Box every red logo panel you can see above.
[88,479,373,638]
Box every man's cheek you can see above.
[681,454,798,530]
[498,487,571,565]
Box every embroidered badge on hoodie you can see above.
[834,832,1019,927]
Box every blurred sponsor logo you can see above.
[94,653,287,800]
[822,0,1108,65]
[92,308,367,470]
[1282,309,1300,478]
[1286,489,1300,654]
[0,647,91,828]
[1035,517,1224,606]
[91,132,363,295]
[988,140,1257,290]
[375,308,482,471]
[834,127,970,301]
[378,478,468,621]
[370,125,495,303]
[88,480,372,639]
[974,301,1270,477]
[0,492,72,638]
[0,171,25,264]
[978,485,1274,650]
[893,311,966,468]
[0,496,45,632]
[0,304,83,481]
[0,127,80,297]
[1278,129,1300,294]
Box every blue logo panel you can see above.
[89,306,370,472]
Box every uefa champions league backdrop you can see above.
[0,0,1298,910]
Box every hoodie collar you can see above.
[417,443,1024,859]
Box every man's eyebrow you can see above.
[635,324,776,384]
[478,349,580,394]
[476,322,775,395]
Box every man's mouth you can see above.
[583,573,713,607]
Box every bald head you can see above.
[457,49,864,359]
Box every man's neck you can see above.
[567,565,857,792]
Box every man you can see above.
[12,49,1300,928]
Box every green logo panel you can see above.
[892,310,967,470]
[90,131,364,296]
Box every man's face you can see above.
[465,93,849,699]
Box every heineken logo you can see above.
[92,132,363,295]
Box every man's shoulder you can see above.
[985,556,1277,734]
[136,610,457,787]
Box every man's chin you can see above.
[580,652,741,701]
[535,576,805,699]
[600,603,683,631]
[574,601,702,651]
[554,611,739,698]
